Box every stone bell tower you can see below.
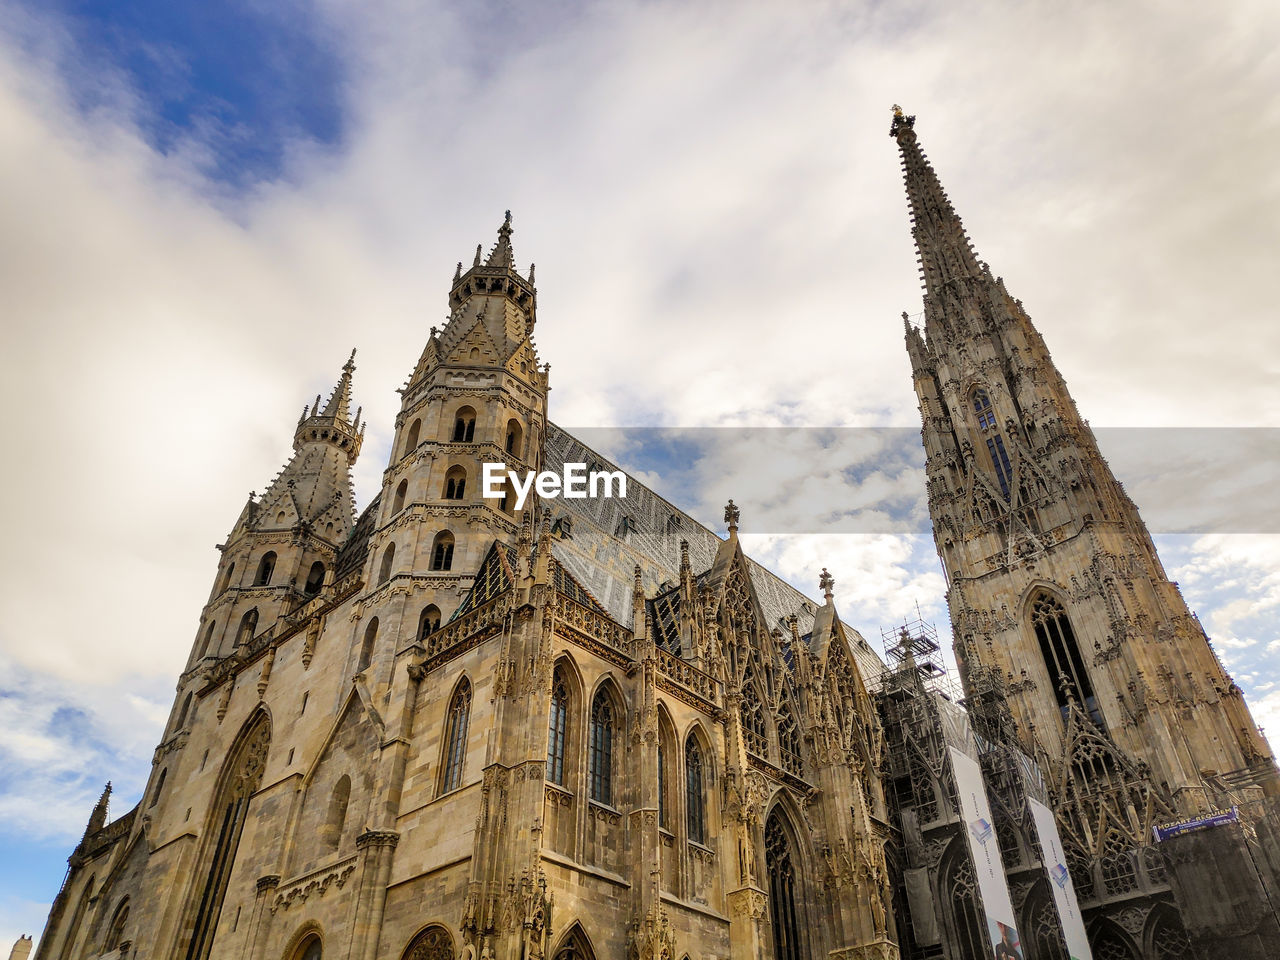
[891,105,1276,813]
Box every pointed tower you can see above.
[182,352,362,675]
[353,213,549,695]
[891,106,1275,815]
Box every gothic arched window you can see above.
[1148,908,1193,960]
[443,466,467,500]
[392,478,408,514]
[176,692,193,730]
[765,811,803,960]
[941,841,986,960]
[430,532,454,571]
[358,617,378,673]
[220,562,236,594]
[417,605,442,642]
[149,768,166,807]
[777,698,802,776]
[548,669,570,786]
[378,543,396,585]
[1090,922,1139,960]
[441,678,471,793]
[322,775,350,850]
[235,608,258,647]
[1030,592,1103,727]
[254,551,276,586]
[452,406,476,443]
[1024,882,1068,960]
[505,418,523,456]
[589,689,615,805]
[304,561,326,596]
[686,736,706,844]
[104,898,130,952]
[972,388,1012,498]
[403,419,421,459]
[185,713,270,960]
[400,925,454,960]
[552,926,596,960]
[741,683,768,757]
[294,935,322,960]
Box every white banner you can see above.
[949,747,1023,960]
[1028,799,1093,960]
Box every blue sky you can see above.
[3,0,1280,948]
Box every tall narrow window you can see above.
[392,479,408,514]
[304,561,325,596]
[235,608,258,647]
[176,693,193,730]
[358,618,378,673]
[185,714,270,960]
[444,466,467,500]
[686,736,706,844]
[505,419,523,457]
[548,670,569,786]
[418,605,442,642]
[150,768,167,807]
[403,419,421,458]
[442,678,472,793]
[430,532,454,571]
[741,684,768,756]
[941,841,987,960]
[322,775,350,850]
[104,899,130,952]
[972,389,1013,498]
[777,698,802,776]
[452,406,476,442]
[765,812,802,960]
[378,543,396,585]
[220,562,236,594]
[254,552,276,586]
[589,690,615,805]
[1030,592,1103,727]
[657,740,667,828]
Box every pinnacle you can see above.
[484,210,516,270]
[320,349,357,423]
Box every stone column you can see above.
[350,830,400,960]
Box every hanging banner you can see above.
[1028,798,1093,960]
[949,747,1023,960]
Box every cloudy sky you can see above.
[2,0,1280,946]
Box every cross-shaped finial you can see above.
[819,567,834,601]
[724,499,740,533]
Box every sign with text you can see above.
[1028,798,1093,960]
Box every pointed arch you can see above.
[304,561,326,596]
[440,676,472,794]
[656,703,677,830]
[1021,878,1068,960]
[283,923,325,960]
[1145,904,1192,960]
[378,542,396,585]
[220,562,236,594]
[56,873,95,960]
[551,922,597,960]
[400,923,455,960]
[184,708,271,960]
[505,418,523,457]
[176,692,194,730]
[255,551,277,586]
[443,465,467,500]
[104,897,130,952]
[763,806,806,960]
[740,679,768,757]
[1089,919,1139,960]
[403,419,421,459]
[451,405,476,443]
[1027,590,1103,728]
[149,768,167,807]
[358,617,378,673]
[971,386,1012,498]
[392,478,408,514]
[430,531,454,571]
[199,620,217,658]
[588,680,621,805]
[547,657,582,787]
[236,608,259,647]
[320,775,350,851]
[417,604,442,642]
[684,730,707,845]
[938,837,986,960]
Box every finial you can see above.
[312,395,321,416]
[892,103,903,117]
[724,499,740,534]
[474,244,482,267]
[819,567,834,602]
[344,348,356,373]
[528,262,535,284]
[889,104,915,137]
[454,261,462,282]
[503,209,512,227]
[679,538,690,573]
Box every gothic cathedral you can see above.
[31,115,1280,960]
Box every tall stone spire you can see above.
[890,106,983,300]
[296,349,364,464]
[894,109,1277,835]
